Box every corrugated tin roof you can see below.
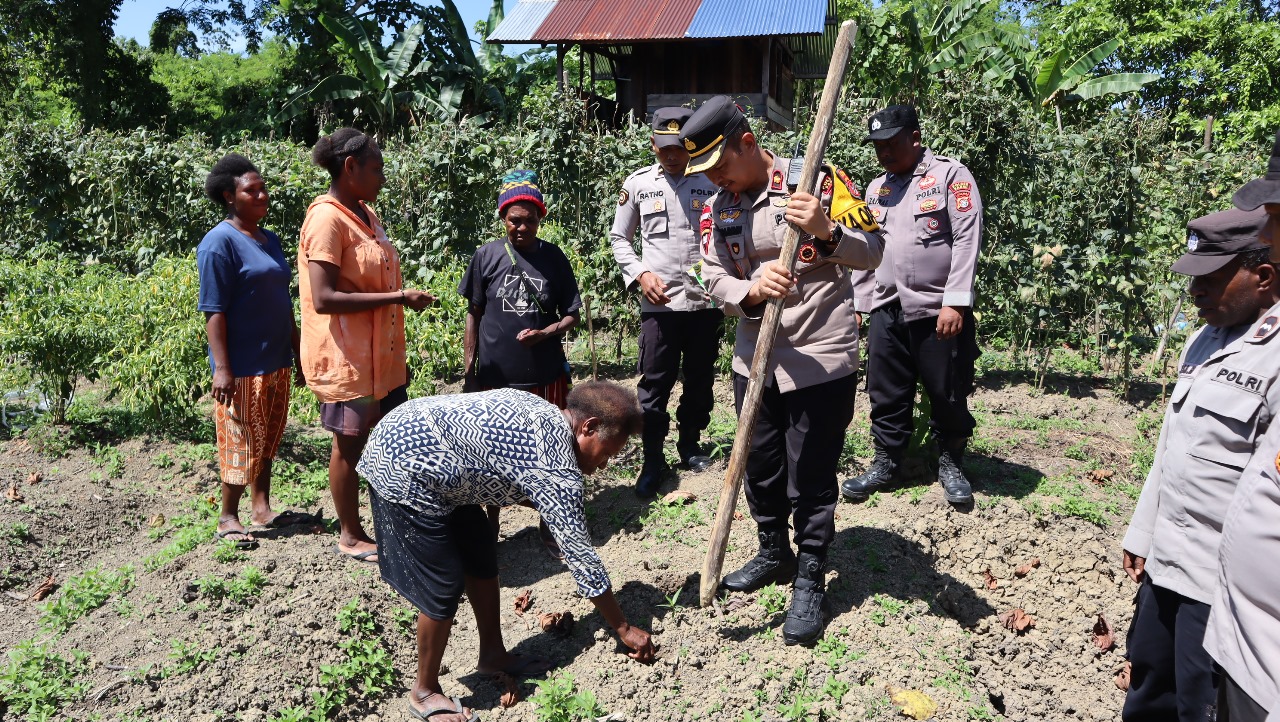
[531,0,701,42]
[487,0,559,43]
[685,0,826,38]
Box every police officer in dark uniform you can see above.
[611,108,723,498]
[681,96,885,645]
[842,105,983,506]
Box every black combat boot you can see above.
[840,443,902,501]
[676,429,713,473]
[783,550,830,646]
[937,439,973,505]
[721,528,797,593]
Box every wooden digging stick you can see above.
[699,20,860,607]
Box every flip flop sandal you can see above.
[215,529,258,550]
[262,510,321,529]
[407,694,479,721]
[333,545,379,564]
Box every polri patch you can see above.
[719,208,743,222]
[774,212,786,226]
[653,199,664,212]
[774,197,790,207]
[1210,366,1266,396]
[919,199,939,212]
[954,189,974,212]
[950,181,972,192]
[618,189,629,205]
[878,186,892,197]
[918,175,937,190]
[772,170,784,191]
[692,199,703,210]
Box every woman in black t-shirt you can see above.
[459,170,582,550]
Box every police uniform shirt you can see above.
[699,153,884,393]
[1203,408,1280,717]
[610,164,720,313]
[850,149,983,320]
[1123,304,1280,605]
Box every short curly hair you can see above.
[204,153,259,211]
[565,381,643,441]
[312,128,379,180]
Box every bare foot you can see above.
[477,651,552,678]
[408,690,475,722]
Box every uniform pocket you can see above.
[913,209,950,244]
[1186,384,1264,469]
[641,200,669,237]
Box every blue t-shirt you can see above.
[196,221,295,377]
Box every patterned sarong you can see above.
[213,367,291,486]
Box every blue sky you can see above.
[114,0,517,52]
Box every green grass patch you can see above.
[530,671,606,722]
[639,497,706,546]
[0,640,90,721]
[40,565,135,634]
[193,566,267,605]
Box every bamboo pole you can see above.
[699,20,860,607]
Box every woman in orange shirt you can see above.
[298,128,435,563]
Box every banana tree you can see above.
[1033,38,1159,130]
[861,0,1005,103]
[277,5,460,136]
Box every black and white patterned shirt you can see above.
[357,388,609,598]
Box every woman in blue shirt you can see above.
[196,154,310,550]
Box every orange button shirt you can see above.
[298,195,408,403]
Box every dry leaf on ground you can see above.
[1014,558,1041,577]
[30,575,58,601]
[6,483,23,502]
[889,687,938,720]
[538,611,575,637]
[982,568,999,590]
[26,471,42,485]
[1093,613,1115,650]
[1115,660,1132,690]
[513,589,532,616]
[732,511,744,521]
[1089,469,1115,486]
[493,672,521,707]
[147,514,166,528]
[999,608,1036,633]
[662,490,697,505]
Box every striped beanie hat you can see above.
[497,169,547,217]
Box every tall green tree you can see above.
[0,0,169,129]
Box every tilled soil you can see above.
[0,376,1157,721]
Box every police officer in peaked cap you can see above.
[610,107,724,498]
[681,95,886,646]
[1120,207,1277,722]
[1202,129,1280,722]
[842,105,984,506]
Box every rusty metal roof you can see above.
[530,0,701,42]
[487,0,829,43]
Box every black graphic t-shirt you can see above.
[459,238,582,388]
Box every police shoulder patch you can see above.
[618,189,629,206]
[771,170,784,191]
[1252,315,1280,342]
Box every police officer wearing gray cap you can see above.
[610,107,723,498]
[842,105,984,506]
[681,95,885,645]
[1120,207,1276,722]
[1203,132,1280,722]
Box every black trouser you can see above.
[1216,672,1269,722]
[732,372,857,554]
[637,309,724,454]
[1123,579,1216,722]
[866,302,978,452]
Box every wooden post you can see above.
[699,20,860,607]
[584,297,598,381]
